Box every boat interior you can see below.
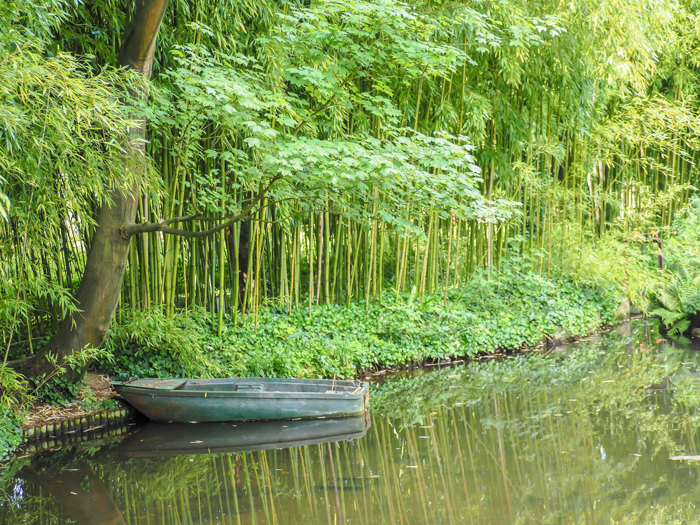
[178,379,365,394]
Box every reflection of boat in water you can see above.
[111,377,370,423]
[117,414,371,458]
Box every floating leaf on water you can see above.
[670,455,700,461]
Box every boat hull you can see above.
[112,377,369,423]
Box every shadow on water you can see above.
[4,319,700,524]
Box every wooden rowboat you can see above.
[111,377,370,423]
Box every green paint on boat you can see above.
[111,377,370,423]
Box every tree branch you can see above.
[292,65,362,136]
[122,175,282,238]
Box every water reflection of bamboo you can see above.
[376,419,401,524]
[107,400,698,524]
[13,330,700,524]
[226,455,243,525]
[450,407,475,525]
[9,412,700,525]
[493,394,512,519]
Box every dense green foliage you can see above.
[0,412,23,462]
[98,264,620,379]
[3,0,700,348]
[651,198,700,335]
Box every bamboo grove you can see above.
[3,0,700,345]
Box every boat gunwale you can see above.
[114,377,363,384]
[111,378,365,389]
[113,383,369,399]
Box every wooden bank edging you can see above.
[20,401,137,454]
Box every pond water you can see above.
[4,319,700,524]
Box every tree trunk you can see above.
[13,0,169,381]
[232,219,251,305]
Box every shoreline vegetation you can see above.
[99,265,624,381]
[2,264,625,460]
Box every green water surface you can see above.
[3,320,700,524]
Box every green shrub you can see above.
[0,364,29,460]
[0,411,23,462]
[32,375,83,407]
[99,307,222,378]
[650,198,700,335]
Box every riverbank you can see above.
[100,266,623,380]
[2,267,624,460]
